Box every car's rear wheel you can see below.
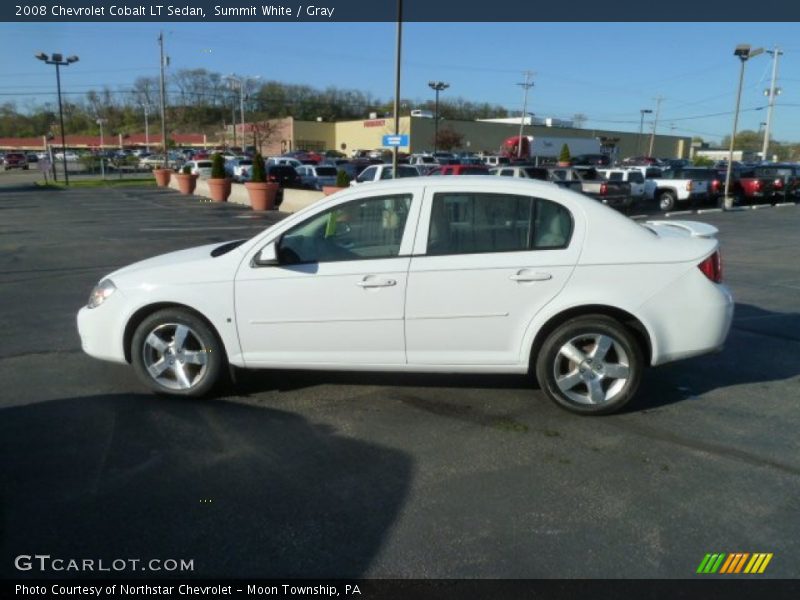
[535,315,643,415]
[131,309,224,397]
[657,190,676,211]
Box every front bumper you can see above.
[77,304,127,364]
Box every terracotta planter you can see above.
[322,185,347,196]
[207,177,232,202]
[245,181,279,211]
[153,168,172,187]
[175,173,198,195]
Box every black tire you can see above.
[657,190,676,212]
[131,308,225,397]
[535,315,643,415]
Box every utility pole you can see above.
[516,71,534,159]
[231,94,237,148]
[638,109,652,156]
[761,47,782,161]
[140,103,150,152]
[647,95,664,157]
[158,31,168,168]
[392,0,403,178]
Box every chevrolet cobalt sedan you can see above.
[78,177,733,414]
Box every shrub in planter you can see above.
[244,153,278,211]
[206,153,231,202]
[175,164,198,195]
[558,143,571,166]
[323,169,351,196]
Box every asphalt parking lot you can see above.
[1,181,798,579]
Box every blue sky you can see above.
[2,21,799,143]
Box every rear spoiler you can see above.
[644,220,719,239]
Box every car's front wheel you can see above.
[535,315,643,415]
[131,309,225,397]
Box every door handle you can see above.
[356,277,397,288]
[509,271,552,282]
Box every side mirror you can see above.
[253,241,279,266]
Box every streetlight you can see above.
[724,44,764,209]
[227,74,260,150]
[428,80,449,153]
[35,52,79,185]
[638,109,652,156]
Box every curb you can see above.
[639,202,797,220]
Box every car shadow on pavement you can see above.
[233,369,536,395]
[0,393,412,578]
[635,302,800,411]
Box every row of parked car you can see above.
[346,157,800,212]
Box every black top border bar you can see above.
[3,0,800,22]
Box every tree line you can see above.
[0,68,512,139]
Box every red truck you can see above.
[717,167,778,205]
[752,165,800,202]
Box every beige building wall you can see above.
[332,117,413,155]
[256,116,691,159]
[293,120,336,153]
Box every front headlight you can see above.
[87,279,117,309]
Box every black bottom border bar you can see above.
[5,579,800,600]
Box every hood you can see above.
[106,241,244,288]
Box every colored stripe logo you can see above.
[696,553,773,574]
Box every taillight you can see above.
[712,180,721,192]
[774,178,783,188]
[698,251,723,284]
[599,182,608,195]
[686,181,693,191]
[754,180,762,191]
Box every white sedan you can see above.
[77,177,733,414]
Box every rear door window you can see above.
[427,193,573,256]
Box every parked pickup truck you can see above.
[596,168,646,204]
[488,165,583,193]
[752,164,800,201]
[624,166,710,211]
[548,166,632,209]
[727,168,779,204]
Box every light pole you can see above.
[761,47,782,161]
[428,81,449,153]
[35,52,79,185]
[724,44,764,209]
[638,109,652,156]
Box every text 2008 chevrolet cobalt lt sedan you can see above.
[78,177,733,414]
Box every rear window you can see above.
[522,167,548,180]
[238,160,253,166]
[315,167,337,176]
[627,172,644,184]
[608,172,623,181]
[196,161,212,168]
[461,167,488,175]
